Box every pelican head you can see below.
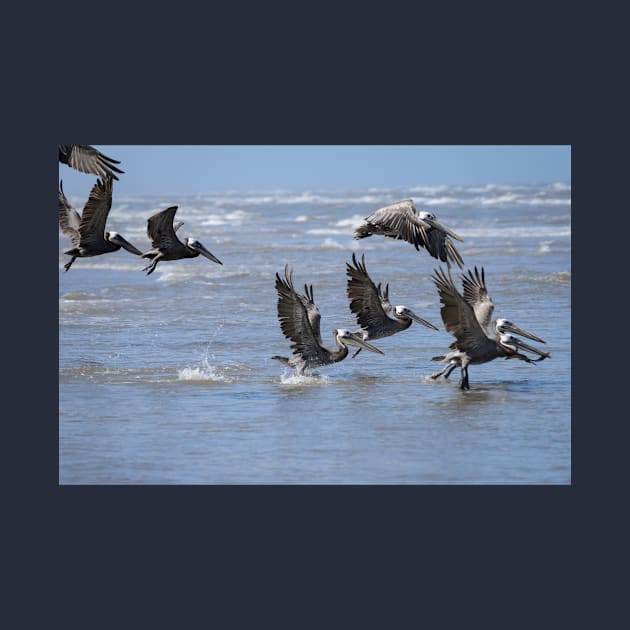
[106,231,143,255]
[499,333,550,359]
[393,305,439,330]
[494,318,546,344]
[334,329,384,355]
[185,238,223,265]
[418,211,464,242]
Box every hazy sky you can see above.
[58,145,571,199]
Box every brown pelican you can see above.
[354,199,464,268]
[140,206,223,275]
[346,252,439,357]
[58,145,124,180]
[272,264,385,374]
[429,266,550,389]
[58,176,142,272]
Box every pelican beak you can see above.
[510,337,551,359]
[423,217,464,242]
[503,323,546,344]
[343,332,385,355]
[407,310,440,330]
[109,234,143,256]
[192,243,223,265]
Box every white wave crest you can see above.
[307,228,353,235]
[458,227,571,238]
[334,214,365,227]
[320,238,346,249]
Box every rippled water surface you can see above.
[59,183,571,483]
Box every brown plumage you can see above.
[140,206,223,275]
[58,176,142,272]
[354,199,464,268]
[346,252,438,357]
[272,264,385,374]
[430,266,549,389]
[58,145,124,180]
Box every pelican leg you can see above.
[63,256,76,272]
[458,365,470,390]
[429,366,447,379]
[143,256,161,275]
[430,360,457,380]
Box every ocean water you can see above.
[59,183,571,484]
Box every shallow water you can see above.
[59,183,571,483]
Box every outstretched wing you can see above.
[146,206,184,250]
[377,282,392,314]
[77,176,113,247]
[58,180,81,246]
[425,228,465,268]
[363,199,429,250]
[59,145,124,180]
[346,252,392,335]
[432,267,491,355]
[461,266,494,334]
[299,281,322,344]
[275,265,328,364]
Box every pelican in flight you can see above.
[140,206,223,275]
[58,145,124,180]
[429,266,550,389]
[354,199,464,268]
[346,252,439,357]
[58,176,142,272]
[272,265,385,374]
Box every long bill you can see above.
[423,217,464,242]
[109,234,143,256]
[502,322,546,344]
[509,336,551,359]
[407,310,440,331]
[343,331,385,355]
[194,243,223,265]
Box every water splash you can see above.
[178,357,227,382]
[279,371,330,385]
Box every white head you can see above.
[499,333,550,359]
[418,211,436,221]
[393,305,439,330]
[499,333,518,350]
[494,318,513,332]
[494,318,546,343]
[185,237,223,265]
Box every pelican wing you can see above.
[432,267,491,355]
[461,266,494,334]
[59,144,124,180]
[346,253,391,334]
[378,282,392,314]
[275,266,329,364]
[299,281,322,344]
[146,206,184,250]
[58,181,81,246]
[364,199,429,250]
[77,176,113,247]
[425,228,465,268]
